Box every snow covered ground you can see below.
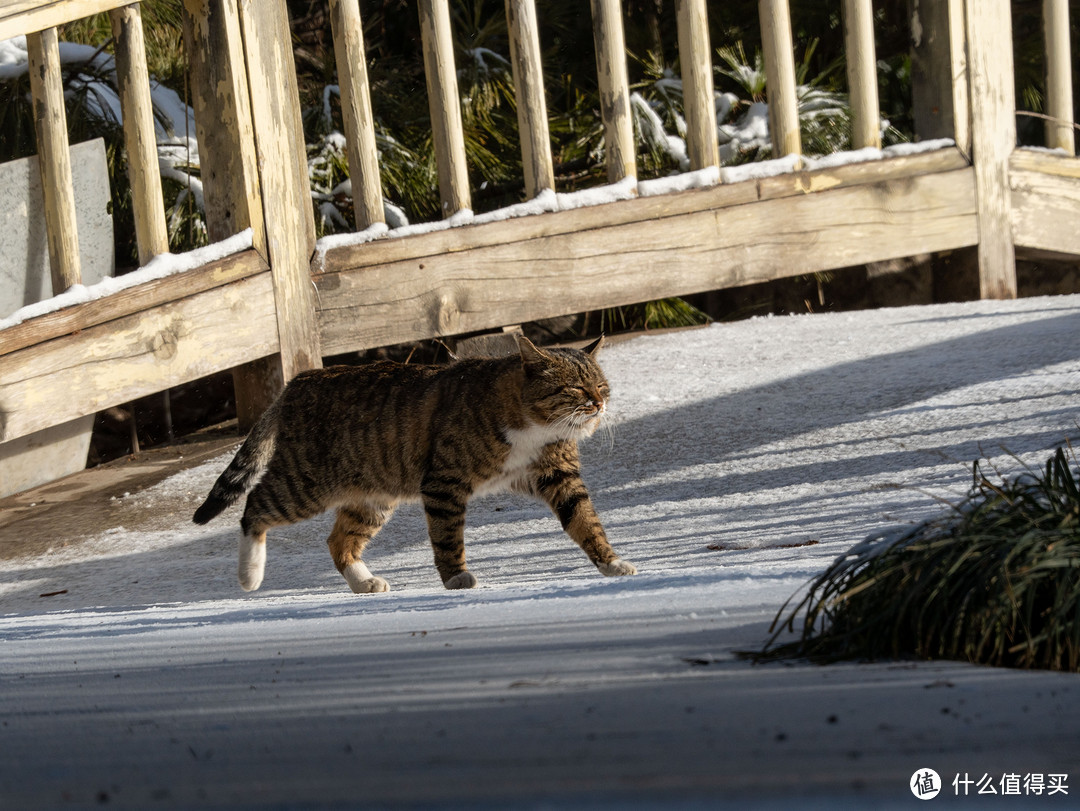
[2,294,1080,809]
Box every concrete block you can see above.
[0,138,114,497]
[0,137,113,313]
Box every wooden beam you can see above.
[1010,149,1080,254]
[317,166,979,355]
[0,0,133,40]
[506,0,554,198]
[1042,0,1075,155]
[26,27,81,294]
[0,273,279,444]
[842,0,881,149]
[238,0,321,380]
[329,0,384,228]
[316,147,971,276]
[0,250,268,357]
[110,3,169,265]
[185,0,279,433]
[675,0,719,170]
[759,0,801,161]
[965,0,1017,299]
[419,0,471,216]
[590,0,636,182]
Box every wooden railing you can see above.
[0,0,1078,492]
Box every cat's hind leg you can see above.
[239,473,328,592]
[327,502,395,594]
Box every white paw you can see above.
[597,558,637,577]
[343,562,390,594]
[444,571,478,590]
[238,537,266,591]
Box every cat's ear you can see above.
[583,335,605,356]
[515,334,549,366]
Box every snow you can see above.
[2,294,1079,807]
[0,229,253,330]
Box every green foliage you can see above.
[757,444,1080,672]
[600,297,711,333]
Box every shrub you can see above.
[757,444,1080,671]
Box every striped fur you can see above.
[193,335,636,593]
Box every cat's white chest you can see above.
[474,422,562,497]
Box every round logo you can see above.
[911,768,942,800]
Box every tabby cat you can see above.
[193,335,636,593]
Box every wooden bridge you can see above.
[0,0,1078,489]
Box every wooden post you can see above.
[505,0,554,198]
[909,0,970,156]
[26,27,81,294]
[675,0,719,170]
[238,0,321,380]
[842,0,881,149]
[590,0,636,183]
[182,0,265,252]
[110,3,169,265]
[1042,0,1075,154]
[184,0,277,431]
[418,0,471,217]
[965,0,1017,299]
[759,0,802,161]
[329,0,384,228]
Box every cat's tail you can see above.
[193,399,281,525]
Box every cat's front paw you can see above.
[350,576,390,594]
[597,558,637,577]
[444,571,478,590]
[342,562,390,594]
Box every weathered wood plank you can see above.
[759,0,801,160]
[0,272,278,444]
[0,250,268,357]
[1011,151,1080,255]
[909,0,970,154]
[419,0,471,216]
[182,0,266,253]
[842,0,880,149]
[966,0,1017,299]
[675,0,718,170]
[238,0,321,380]
[1042,0,1075,154]
[0,0,133,40]
[26,26,81,294]
[506,0,554,197]
[590,0,635,182]
[110,3,169,265]
[316,167,978,355]
[316,147,970,275]
[329,0,384,228]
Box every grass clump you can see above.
[758,444,1080,672]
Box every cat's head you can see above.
[516,335,609,439]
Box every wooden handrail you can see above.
[1042,0,1075,155]
[419,0,471,217]
[26,26,81,294]
[843,0,881,150]
[506,0,554,198]
[759,0,801,161]
[110,4,169,265]
[590,0,635,182]
[0,0,134,40]
[675,0,719,171]
[329,0,383,229]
